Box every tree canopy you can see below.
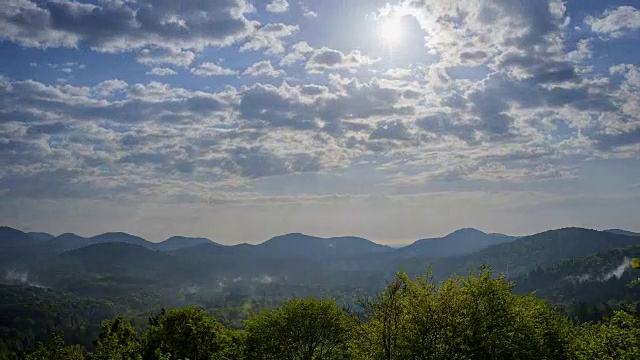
[9,268,640,360]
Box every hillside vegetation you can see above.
[11,269,640,360]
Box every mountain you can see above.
[26,232,55,241]
[90,232,152,247]
[0,227,49,269]
[513,245,640,305]
[426,228,640,280]
[47,232,153,252]
[256,233,391,258]
[0,226,34,244]
[28,242,188,296]
[605,229,640,237]
[47,233,92,252]
[156,236,218,251]
[399,228,516,258]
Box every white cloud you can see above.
[266,0,289,14]
[190,62,238,77]
[280,41,314,66]
[586,6,640,38]
[305,47,376,73]
[136,48,196,68]
[147,67,177,76]
[300,3,317,18]
[0,0,255,53]
[240,23,299,54]
[242,60,285,77]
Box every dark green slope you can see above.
[513,245,640,304]
[157,236,218,251]
[27,243,190,298]
[399,228,516,258]
[255,233,391,259]
[414,228,640,280]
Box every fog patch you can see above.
[565,258,633,283]
[4,270,47,288]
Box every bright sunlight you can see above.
[378,16,403,44]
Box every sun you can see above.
[378,16,403,44]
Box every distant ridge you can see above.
[156,236,218,251]
[27,232,55,241]
[605,229,640,237]
[430,227,640,279]
[256,233,391,258]
[399,228,516,258]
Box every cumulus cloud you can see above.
[266,0,289,14]
[240,23,299,54]
[136,48,196,68]
[243,60,285,78]
[305,47,375,73]
[190,62,238,77]
[0,0,639,207]
[0,0,255,53]
[300,3,317,18]
[147,67,177,76]
[280,41,314,66]
[586,6,640,38]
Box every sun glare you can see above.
[379,16,403,44]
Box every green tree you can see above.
[350,276,405,360]
[140,307,243,360]
[631,258,640,287]
[89,315,141,360]
[24,333,84,360]
[351,267,572,360]
[245,298,351,360]
[571,310,640,359]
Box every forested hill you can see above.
[514,245,640,305]
[1,225,640,357]
[7,269,640,360]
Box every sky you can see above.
[1,0,640,244]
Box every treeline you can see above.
[7,269,640,360]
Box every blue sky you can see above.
[1,0,640,244]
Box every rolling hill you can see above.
[513,245,640,305]
[424,228,640,280]
[255,233,392,259]
[26,232,55,241]
[398,228,516,258]
[156,236,219,251]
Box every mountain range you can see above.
[2,226,639,291]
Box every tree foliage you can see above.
[24,333,83,360]
[140,307,243,360]
[350,268,572,360]
[11,268,640,360]
[245,298,351,360]
[89,316,140,360]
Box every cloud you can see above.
[370,120,410,140]
[0,0,255,55]
[305,47,375,73]
[280,41,314,66]
[243,60,285,78]
[266,0,289,14]
[136,48,196,68]
[146,67,177,76]
[586,6,640,38]
[47,62,85,74]
[190,62,238,77]
[1,0,640,205]
[240,23,299,54]
[300,3,317,18]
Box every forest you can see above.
[1,227,640,359]
[7,269,640,360]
